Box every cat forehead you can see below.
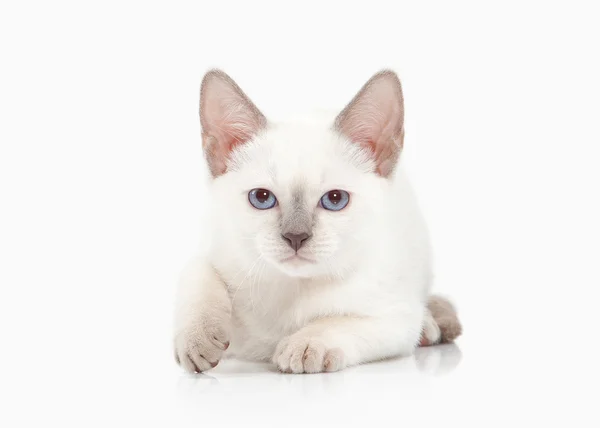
[231,121,373,183]
[265,120,340,157]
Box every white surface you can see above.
[1,1,599,427]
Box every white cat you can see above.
[174,70,461,374]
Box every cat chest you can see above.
[229,276,383,336]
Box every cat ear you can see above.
[200,69,267,177]
[334,70,405,177]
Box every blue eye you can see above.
[320,190,349,211]
[248,188,277,210]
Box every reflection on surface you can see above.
[414,343,463,376]
[176,343,462,400]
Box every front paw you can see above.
[272,335,346,374]
[174,311,230,373]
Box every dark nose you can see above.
[282,232,310,252]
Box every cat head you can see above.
[200,69,404,278]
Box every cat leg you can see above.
[174,258,232,373]
[272,311,424,374]
[419,295,462,346]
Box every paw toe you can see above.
[323,348,345,372]
[188,353,213,373]
[302,342,326,373]
[274,336,346,374]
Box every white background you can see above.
[1,1,599,427]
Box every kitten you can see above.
[174,70,461,374]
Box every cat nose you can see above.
[282,232,311,252]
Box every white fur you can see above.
[174,72,434,373]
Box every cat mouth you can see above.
[280,254,316,264]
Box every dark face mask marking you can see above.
[281,188,313,237]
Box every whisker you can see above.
[231,255,261,305]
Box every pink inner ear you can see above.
[364,139,377,153]
[202,118,256,176]
[200,70,266,177]
[334,70,404,177]
[210,116,253,153]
